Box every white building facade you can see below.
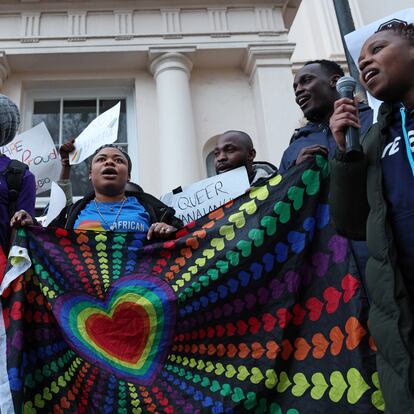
[0,0,301,197]
[0,0,412,198]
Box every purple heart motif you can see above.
[284,270,301,293]
[233,298,245,313]
[245,293,257,310]
[12,331,23,351]
[316,203,330,229]
[184,403,194,412]
[269,279,285,299]
[257,287,269,305]
[275,242,288,263]
[205,311,213,322]
[328,235,348,263]
[312,252,330,277]
[213,307,223,319]
[222,303,234,317]
[287,231,306,253]
[303,217,316,240]
[262,253,275,272]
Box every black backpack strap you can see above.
[4,159,28,218]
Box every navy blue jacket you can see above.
[279,103,373,281]
[279,103,373,174]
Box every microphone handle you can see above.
[340,89,362,153]
[345,125,362,154]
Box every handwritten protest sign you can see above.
[43,182,67,227]
[0,122,60,194]
[161,167,249,224]
[69,102,120,165]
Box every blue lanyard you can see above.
[400,106,414,176]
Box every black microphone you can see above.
[336,76,362,153]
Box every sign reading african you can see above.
[0,157,384,413]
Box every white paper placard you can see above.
[0,122,60,194]
[42,182,67,227]
[69,102,120,165]
[161,167,250,224]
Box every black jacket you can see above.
[330,102,414,413]
[279,103,373,174]
[50,190,183,230]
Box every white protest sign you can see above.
[161,167,250,225]
[0,122,60,194]
[345,8,414,120]
[69,102,120,165]
[43,182,67,227]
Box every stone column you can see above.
[150,52,199,193]
[0,52,10,91]
[244,44,301,167]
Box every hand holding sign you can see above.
[69,102,120,165]
[161,167,250,224]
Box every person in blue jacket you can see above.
[279,59,373,173]
[279,59,373,282]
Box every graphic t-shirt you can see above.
[381,105,414,294]
[74,196,150,232]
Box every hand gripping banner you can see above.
[0,156,383,413]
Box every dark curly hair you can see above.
[376,19,414,45]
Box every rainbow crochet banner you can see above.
[0,156,383,413]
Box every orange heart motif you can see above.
[345,316,367,350]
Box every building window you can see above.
[31,97,128,197]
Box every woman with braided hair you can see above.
[329,20,414,413]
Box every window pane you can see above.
[33,100,60,145]
[62,100,96,142]
[71,162,93,197]
[99,99,127,143]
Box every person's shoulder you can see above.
[0,154,10,169]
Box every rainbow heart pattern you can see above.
[53,275,176,384]
[1,157,384,413]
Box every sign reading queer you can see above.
[161,167,249,224]
[0,122,60,194]
[69,102,120,165]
